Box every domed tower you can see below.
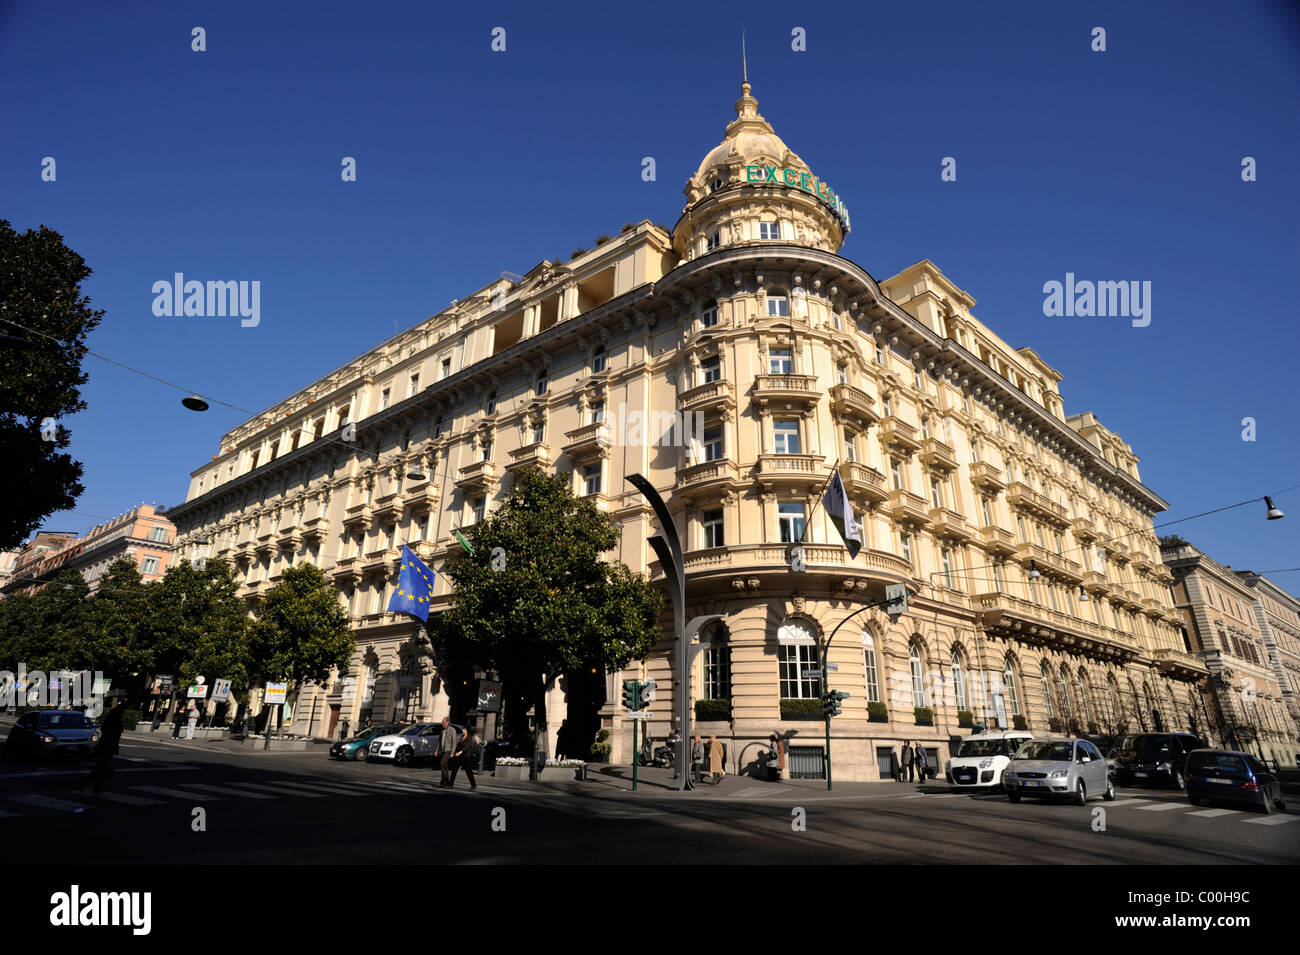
[674,81,852,263]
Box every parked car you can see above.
[367,723,439,765]
[1185,749,1287,813]
[944,731,1033,791]
[329,723,408,761]
[4,710,99,759]
[1003,737,1115,805]
[1114,733,1206,790]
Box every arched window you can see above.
[1107,675,1120,724]
[1057,670,1072,721]
[778,620,820,699]
[1041,665,1055,720]
[702,624,731,701]
[1003,657,1021,720]
[1077,670,1092,723]
[862,631,880,704]
[950,648,967,711]
[909,641,925,708]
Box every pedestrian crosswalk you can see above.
[0,772,492,817]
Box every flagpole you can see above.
[798,459,842,545]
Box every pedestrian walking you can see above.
[437,716,458,788]
[449,730,478,791]
[708,735,725,784]
[79,700,125,793]
[185,701,198,741]
[901,739,915,782]
[692,735,705,784]
[888,746,901,781]
[171,703,185,739]
[340,718,350,741]
[915,743,929,782]
[555,719,568,759]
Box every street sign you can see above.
[187,683,209,699]
[264,683,288,705]
[626,712,653,720]
[801,669,822,680]
[885,583,909,619]
[211,679,231,701]
[476,679,502,712]
[992,693,1008,728]
[825,663,839,672]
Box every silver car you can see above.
[1004,738,1115,805]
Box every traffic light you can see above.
[622,679,641,712]
[640,680,657,705]
[821,692,834,718]
[831,690,849,716]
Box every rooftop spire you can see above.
[742,29,748,85]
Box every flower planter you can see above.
[494,763,529,781]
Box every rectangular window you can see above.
[531,423,545,445]
[703,426,724,462]
[779,643,820,699]
[590,401,605,425]
[470,497,485,525]
[971,440,980,462]
[931,478,944,510]
[981,497,993,526]
[941,548,954,588]
[875,343,885,364]
[881,395,892,417]
[706,232,720,251]
[592,349,606,372]
[486,394,497,414]
[701,509,724,549]
[408,373,419,398]
[379,388,390,411]
[890,458,903,490]
[701,303,718,328]
[141,557,159,575]
[768,347,793,374]
[701,355,721,383]
[836,363,848,385]
[759,221,780,240]
[778,502,805,543]
[148,526,167,542]
[863,646,880,703]
[900,531,913,566]
[767,296,790,317]
[441,357,451,380]
[583,463,602,496]
[992,562,1005,592]
[773,419,801,454]
[843,429,857,463]
[914,369,924,390]
[481,440,492,462]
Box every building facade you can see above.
[167,83,1209,777]
[0,505,175,597]
[1161,541,1299,766]
[1235,570,1300,744]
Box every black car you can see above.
[1114,733,1206,790]
[1185,749,1287,813]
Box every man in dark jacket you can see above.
[901,739,915,782]
[437,717,459,788]
[170,702,185,739]
[80,701,126,793]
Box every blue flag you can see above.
[387,545,435,622]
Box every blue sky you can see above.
[2,0,1297,591]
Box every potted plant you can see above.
[867,701,889,723]
[494,756,529,781]
[956,709,974,728]
[914,706,934,726]
[1013,714,1029,731]
[780,698,822,721]
[588,729,611,763]
[695,698,731,722]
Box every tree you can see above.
[431,467,663,771]
[0,221,104,548]
[84,558,152,676]
[248,563,354,737]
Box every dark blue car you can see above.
[1185,749,1287,813]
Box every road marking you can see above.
[1186,809,1240,818]
[732,787,769,799]
[1242,814,1298,826]
[0,765,194,779]
[80,791,164,806]
[185,783,275,800]
[230,782,328,798]
[1136,802,1189,812]
[278,781,392,797]
[900,794,927,799]
[925,793,966,799]
[132,785,222,800]
[7,794,91,811]
[1103,799,1152,808]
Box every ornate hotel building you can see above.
[1162,542,1300,767]
[167,82,1215,777]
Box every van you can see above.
[944,731,1033,790]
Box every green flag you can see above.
[823,469,862,558]
[454,529,474,554]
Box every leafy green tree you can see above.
[432,467,662,770]
[84,558,152,676]
[0,221,104,548]
[24,569,92,671]
[248,563,354,737]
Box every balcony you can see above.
[1132,551,1154,573]
[1005,482,1057,521]
[1152,647,1209,680]
[885,488,931,525]
[371,493,404,523]
[840,462,889,505]
[1140,596,1164,617]
[754,453,826,492]
[973,590,1143,664]
[968,461,1005,492]
[677,543,914,581]
[331,557,359,585]
[828,384,879,429]
[677,380,736,417]
[253,535,274,559]
[276,526,302,551]
[563,422,609,461]
[751,374,820,412]
[506,442,553,474]
[456,459,498,491]
[403,483,440,513]
[1082,570,1108,594]
[1071,517,1097,541]
[878,416,921,453]
[1105,540,1131,564]
[301,516,331,543]
[363,547,401,576]
[977,524,1018,557]
[918,438,959,472]
[928,507,975,542]
[675,458,741,501]
[342,502,373,532]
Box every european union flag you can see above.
[387,545,434,622]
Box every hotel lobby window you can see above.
[701,509,724,549]
[768,347,793,375]
[701,354,721,383]
[773,419,801,454]
[778,502,805,543]
[759,221,780,240]
[700,300,718,328]
[767,291,790,318]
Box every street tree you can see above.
[0,221,104,548]
[84,558,152,677]
[432,467,662,770]
[247,563,354,737]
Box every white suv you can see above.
[367,723,439,766]
[945,731,1033,791]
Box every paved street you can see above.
[2,732,1296,864]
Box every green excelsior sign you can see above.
[745,164,852,232]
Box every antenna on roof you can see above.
[742,29,748,83]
